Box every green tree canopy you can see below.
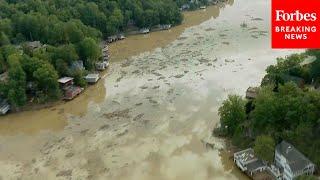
[253,135,275,163]
[218,95,247,135]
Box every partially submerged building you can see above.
[107,35,118,43]
[0,98,10,115]
[85,73,100,84]
[95,61,109,71]
[160,24,172,30]
[246,87,259,100]
[139,28,150,34]
[234,141,316,180]
[58,77,83,100]
[275,141,315,180]
[234,148,267,176]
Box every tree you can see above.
[218,95,247,135]
[33,63,60,99]
[254,135,275,163]
[7,54,27,108]
[0,32,10,46]
[77,37,101,70]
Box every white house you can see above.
[234,148,267,176]
[275,141,315,180]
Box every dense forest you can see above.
[0,0,210,109]
[217,49,320,169]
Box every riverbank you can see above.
[0,4,229,135]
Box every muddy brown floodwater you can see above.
[0,0,301,179]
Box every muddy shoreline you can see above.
[0,4,232,136]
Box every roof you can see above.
[276,141,314,173]
[246,87,259,99]
[26,41,42,49]
[234,148,257,164]
[247,159,266,172]
[85,74,99,79]
[58,77,74,84]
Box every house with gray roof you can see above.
[234,148,267,176]
[275,141,315,180]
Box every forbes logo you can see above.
[276,10,317,22]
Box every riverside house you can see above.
[275,141,315,180]
[234,141,315,180]
[58,77,83,100]
[233,148,267,176]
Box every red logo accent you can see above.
[272,0,320,48]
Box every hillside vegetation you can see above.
[0,0,211,109]
[217,49,320,167]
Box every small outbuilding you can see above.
[160,24,172,30]
[63,86,83,100]
[234,148,267,177]
[58,77,83,100]
[107,36,118,43]
[95,61,109,71]
[58,77,74,89]
[140,28,150,34]
[117,34,126,40]
[234,148,258,172]
[246,87,259,100]
[85,73,100,84]
[0,98,10,115]
[26,41,42,50]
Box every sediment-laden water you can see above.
[0,0,300,179]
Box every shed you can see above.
[63,86,83,100]
[95,61,109,71]
[140,28,150,34]
[85,73,100,84]
[0,98,10,115]
[58,77,74,88]
[107,36,117,43]
[246,87,259,100]
[234,148,258,172]
[26,41,42,50]
[246,159,267,176]
[160,24,172,30]
[117,34,126,40]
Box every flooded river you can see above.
[0,0,299,179]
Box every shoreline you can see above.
[0,3,231,135]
